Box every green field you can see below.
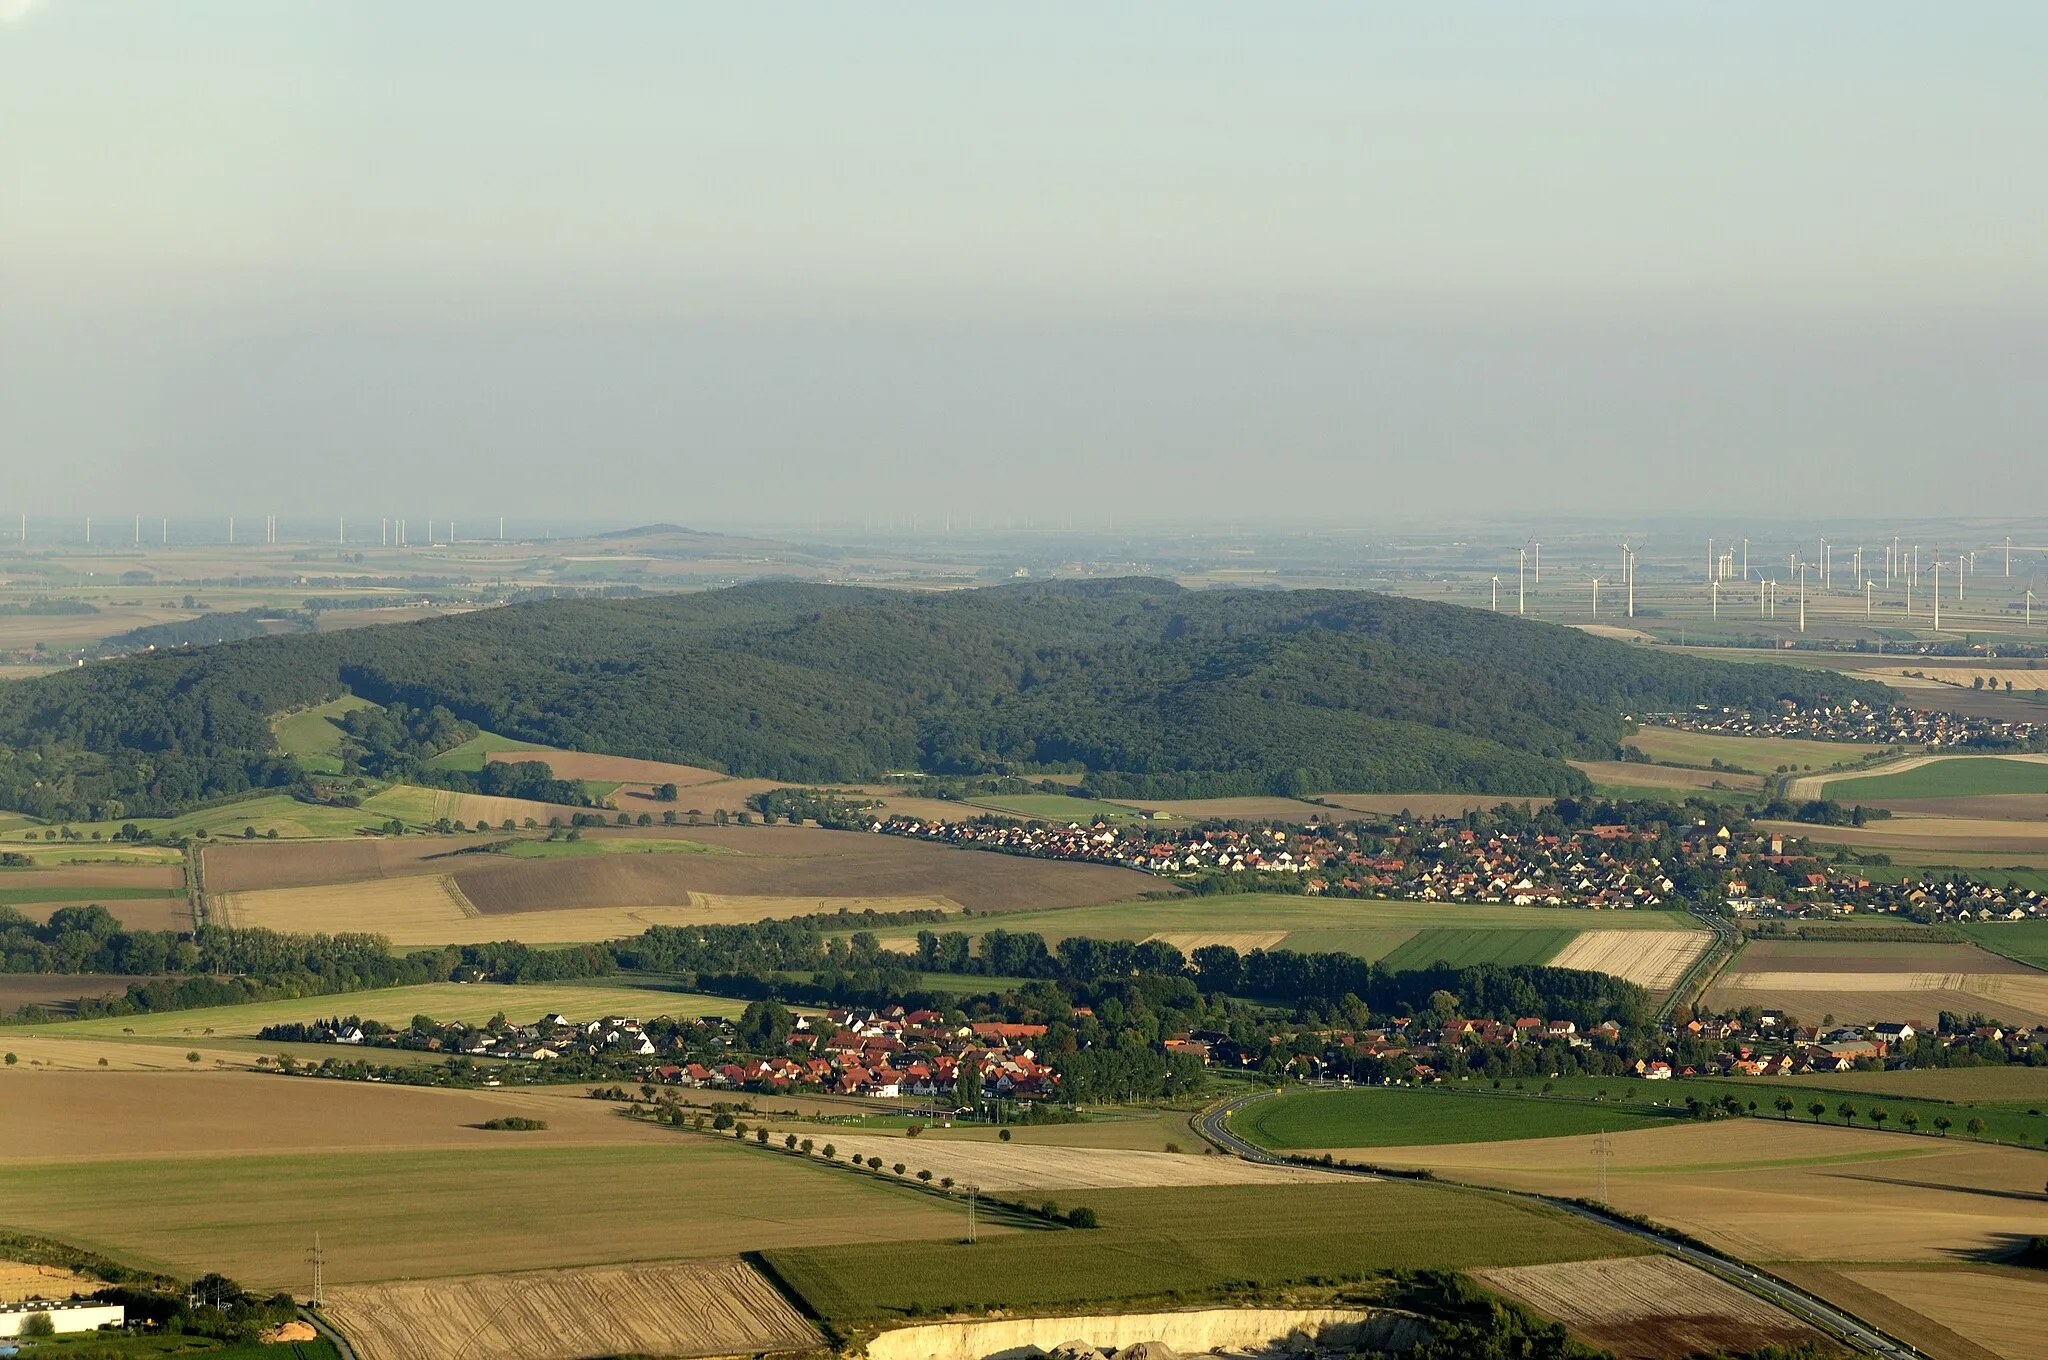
[7,793,395,844]
[20,981,752,1040]
[0,885,183,906]
[421,730,558,773]
[1376,927,1574,973]
[760,1180,1640,1323]
[1825,757,2048,801]
[270,695,379,773]
[0,1141,971,1292]
[1957,919,2048,969]
[1624,728,1890,773]
[1535,1073,2048,1145]
[1589,781,1756,807]
[1231,1088,1677,1150]
[929,895,1697,963]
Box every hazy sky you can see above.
[3,4,2044,526]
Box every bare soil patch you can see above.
[204,838,459,892]
[455,825,1159,916]
[488,750,727,788]
[1574,762,1763,793]
[323,1257,818,1360]
[1475,1255,1825,1360]
[0,973,160,1016]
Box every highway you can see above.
[1195,1090,1922,1360]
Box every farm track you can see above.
[1195,1091,1920,1359]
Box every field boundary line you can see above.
[440,875,483,919]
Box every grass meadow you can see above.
[1231,1087,1677,1150]
[761,1180,1638,1324]
[1376,927,1575,973]
[20,980,751,1040]
[0,884,183,907]
[1531,1073,2048,1146]
[269,695,379,773]
[1826,757,2048,801]
[1960,919,2048,968]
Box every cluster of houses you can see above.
[276,1006,1064,1101]
[649,1008,1060,1100]
[1638,698,2041,749]
[1731,872,2048,923]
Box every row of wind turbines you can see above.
[1486,535,2037,632]
[9,515,517,548]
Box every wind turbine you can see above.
[1491,576,1500,612]
[1798,561,1807,633]
[2028,589,2035,627]
[1932,558,1942,632]
[1518,548,1527,615]
[1711,577,1719,620]
[1589,577,1601,619]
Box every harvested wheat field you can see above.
[1475,1255,1823,1360]
[0,1261,98,1303]
[1573,762,1764,794]
[1549,931,1707,989]
[0,1071,677,1165]
[1758,816,2048,855]
[1144,930,1290,954]
[772,1133,1338,1192]
[488,750,727,788]
[1344,1120,2048,1263]
[323,1257,818,1360]
[1837,1268,2047,1360]
[1707,940,2048,1027]
[210,874,478,936]
[12,895,190,932]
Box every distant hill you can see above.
[0,579,1884,820]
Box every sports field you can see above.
[1231,1088,1675,1150]
[1825,755,2048,801]
[761,1181,1640,1324]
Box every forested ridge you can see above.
[0,579,1880,819]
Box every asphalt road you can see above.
[1196,1089,1922,1359]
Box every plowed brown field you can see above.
[0,865,184,888]
[488,750,727,788]
[324,1258,818,1360]
[453,825,1158,915]
[1476,1256,1823,1360]
[204,839,460,892]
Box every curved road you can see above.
[1197,1090,1921,1360]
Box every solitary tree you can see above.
[1934,1115,1952,1136]
[1901,1111,1919,1134]
[894,1162,907,1176]
[918,1169,932,1183]
[1868,1106,1888,1130]
[785,1134,798,1150]
[1967,1117,1987,1138]
[1774,1096,1795,1120]
[1808,1100,1826,1122]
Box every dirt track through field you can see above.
[1475,1256,1821,1360]
[324,1258,818,1360]
[781,1134,1339,1192]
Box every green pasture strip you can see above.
[1376,927,1576,974]
[0,885,183,905]
[421,730,557,773]
[1826,757,2048,801]
[1536,1072,2048,1145]
[759,1180,1640,1324]
[1233,1086,1677,1151]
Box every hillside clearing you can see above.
[323,1258,818,1360]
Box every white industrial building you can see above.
[0,1300,125,1337]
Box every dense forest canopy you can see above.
[0,579,1881,819]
